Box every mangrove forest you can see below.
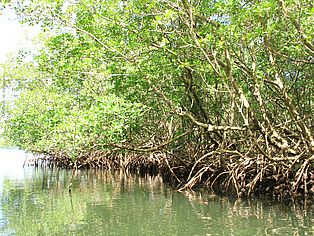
[0,0,313,200]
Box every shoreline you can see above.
[23,149,314,203]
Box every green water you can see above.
[0,149,313,235]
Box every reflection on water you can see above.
[0,149,313,235]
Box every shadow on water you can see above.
[0,149,314,235]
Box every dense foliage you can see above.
[1,0,313,197]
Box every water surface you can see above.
[0,149,313,235]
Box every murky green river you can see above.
[0,149,314,235]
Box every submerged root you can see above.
[24,138,314,201]
[170,146,314,201]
